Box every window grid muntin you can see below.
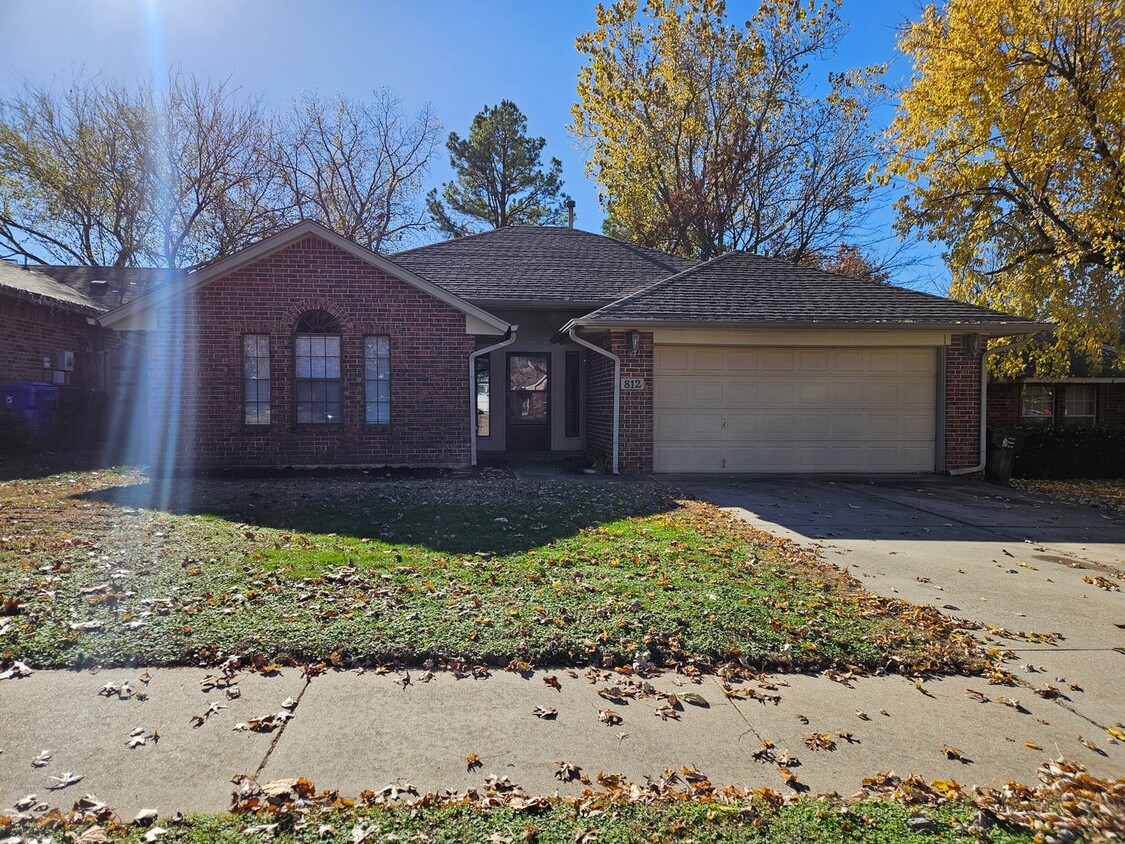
[1063,384,1096,423]
[1020,384,1054,423]
[364,335,391,426]
[294,311,342,425]
[242,334,271,426]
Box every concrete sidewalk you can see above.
[2,664,1122,818]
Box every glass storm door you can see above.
[506,353,550,451]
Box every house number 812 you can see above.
[621,377,645,390]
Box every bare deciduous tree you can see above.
[277,89,442,252]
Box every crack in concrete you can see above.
[254,675,313,778]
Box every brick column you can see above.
[582,330,654,474]
[944,335,983,471]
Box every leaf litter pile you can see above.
[1,469,986,675]
[2,757,1122,842]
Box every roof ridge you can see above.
[586,250,740,318]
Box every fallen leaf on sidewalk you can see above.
[31,749,51,768]
[654,702,680,721]
[1025,741,1043,750]
[465,753,482,772]
[1078,736,1103,754]
[964,688,988,703]
[543,675,561,690]
[555,760,581,783]
[997,697,1025,712]
[532,707,557,720]
[48,771,83,789]
[680,692,708,708]
[803,733,836,751]
[941,745,968,762]
[1105,727,1125,742]
[598,708,622,726]
[855,710,870,720]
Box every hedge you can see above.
[1006,423,1125,479]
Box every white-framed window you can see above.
[1020,384,1054,423]
[242,335,270,426]
[294,311,342,425]
[1063,384,1096,424]
[364,335,391,425]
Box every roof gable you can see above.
[98,220,510,334]
[571,251,1050,335]
[391,226,696,304]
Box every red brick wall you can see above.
[987,382,1020,426]
[1103,384,1125,424]
[945,334,983,471]
[582,330,653,474]
[0,294,103,390]
[147,234,477,470]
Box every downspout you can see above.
[949,338,1016,475]
[567,327,620,475]
[469,327,517,468]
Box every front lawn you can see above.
[0,469,979,672]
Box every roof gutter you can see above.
[948,338,1018,476]
[469,327,518,468]
[567,326,620,475]
[567,318,1052,335]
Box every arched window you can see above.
[294,310,342,424]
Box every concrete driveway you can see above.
[669,475,1125,737]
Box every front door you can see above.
[506,352,550,451]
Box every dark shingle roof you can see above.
[34,265,187,309]
[576,251,1048,330]
[0,261,105,314]
[391,226,695,304]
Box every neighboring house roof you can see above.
[391,226,696,306]
[98,220,511,335]
[35,265,188,309]
[0,260,105,315]
[567,251,1051,335]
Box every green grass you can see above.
[0,469,979,671]
[41,799,1039,843]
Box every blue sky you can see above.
[0,0,943,289]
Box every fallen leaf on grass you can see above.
[532,707,557,720]
[465,753,482,772]
[555,760,582,783]
[142,827,168,842]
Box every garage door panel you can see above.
[654,344,937,473]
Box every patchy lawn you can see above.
[1011,477,1125,519]
[14,758,1123,844]
[0,469,980,672]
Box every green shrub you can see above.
[0,407,34,456]
[1007,423,1125,479]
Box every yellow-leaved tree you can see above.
[883,0,1125,375]
[572,0,886,263]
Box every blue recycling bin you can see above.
[1,382,58,449]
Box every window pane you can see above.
[295,336,311,357]
[243,335,270,426]
[296,382,313,402]
[296,355,311,378]
[1021,385,1054,421]
[325,336,340,356]
[325,354,340,379]
[1063,385,1096,423]
[475,355,490,437]
[364,336,391,425]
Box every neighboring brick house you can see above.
[988,356,1125,430]
[74,219,1046,473]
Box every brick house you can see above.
[987,362,1125,430]
[61,220,1046,473]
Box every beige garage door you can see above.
[654,345,937,473]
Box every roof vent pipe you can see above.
[565,198,575,229]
